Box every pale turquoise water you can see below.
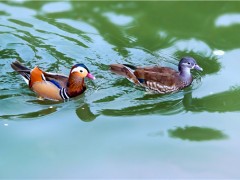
[1,1,240,178]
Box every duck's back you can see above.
[133,66,187,93]
[137,66,177,73]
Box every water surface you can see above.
[1,1,240,178]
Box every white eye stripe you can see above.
[71,67,87,73]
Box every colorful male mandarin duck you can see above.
[11,61,95,101]
[110,57,203,94]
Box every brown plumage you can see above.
[11,61,95,101]
[110,57,203,94]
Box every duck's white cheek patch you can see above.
[71,67,85,73]
[71,67,88,77]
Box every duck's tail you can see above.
[11,60,31,84]
[109,64,140,84]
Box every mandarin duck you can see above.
[11,61,95,101]
[110,57,202,94]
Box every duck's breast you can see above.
[31,81,62,101]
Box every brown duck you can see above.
[11,61,95,101]
[110,57,203,94]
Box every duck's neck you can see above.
[179,67,193,85]
[66,73,86,97]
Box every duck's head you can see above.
[70,64,95,80]
[178,57,203,72]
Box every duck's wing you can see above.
[134,70,178,85]
[137,66,177,74]
[43,72,69,89]
[134,70,182,93]
[29,67,68,89]
[110,64,141,85]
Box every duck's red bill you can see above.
[87,73,95,80]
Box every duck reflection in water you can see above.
[168,126,228,141]
[83,86,240,119]
[76,103,99,122]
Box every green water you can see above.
[1,1,240,178]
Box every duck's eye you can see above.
[80,70,83,73]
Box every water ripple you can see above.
[0,1,237,121]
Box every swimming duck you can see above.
[110,57,202,94]
[11,61,95,101]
